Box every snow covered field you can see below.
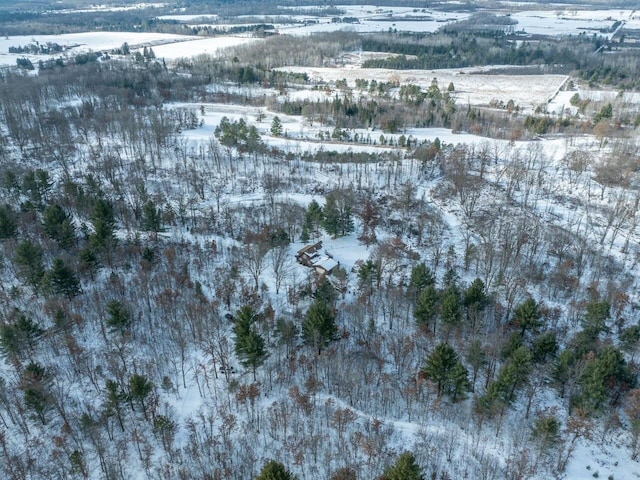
[276,65,568,110]
[509,8,633,38]
[162,4,635,37]
[0,32,193,67]
[151,36,258,60]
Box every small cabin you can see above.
[296,241,339,275]
[295,241,323,267]
[313,256,339,275]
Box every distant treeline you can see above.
[361,31,640,89]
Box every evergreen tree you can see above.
[408,262,435,298]
[448,361,472,402]
[104,379,126,431]
[0,204,17,239]
[593,103,612,123]
[551,349,575,399]
[303,200,323,239]
[128,373,153,420]
[531,331,558,363]
[14,240,45,290]
[302,299,338,355]
[582,299,610,339]
[20,362,52,424]
[315,277,337,306]
[481,346,532,416]
[323,193,341,237]
[142,200,163,240]
[106,300,131,335]
[440,284,462,332]
[42,204,75,249]
[380,452,424,480]
[421,342,470,400]
[233,306,268,380]
[414,284,437,334]
[270,116,283,136]
[463,278,488,329]
[22,169,52,208]
[0,313,44,361]
[90,198,116,252]
[531,414,560,451]
[576,345,635,413]
[255,460,296,480]
[44,258,81,299]
[78,246,100,279]
[512,298,541,337]
[323,191,354,237]
[357,259,378,294]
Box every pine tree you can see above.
[512,298,541,337]
[0,314,44,361]
[421,343,470,400]
[90,198,117,252]
[357,259,378,294]
[42,204,75,248]
[270,116,283,136]
[233,306,267,380]
[408,262,435,299]
[315,277,337,307]
[481,346,532,416]
[0,204,17,239]
[142,200,163,240]
[20,362,52,424]
[128,373,153,420]
[45,258,81,299]
[14,240,45,290]
[440,284,462,332]
[255,460,296,480]
[106,300,131,335]
[448,361,472,402]
[414,284,437,334]
[303,200,323,239]
[380,452,424,480]
[323,194,341,237]
[531,331,558,363]
[78,246,100,280]
[463,278,488,330]
[302,299,338,355]
[576,345,634,413]
[465,339,487,390]
[323,191,354,237]
[582,299,610,339]
[104,379,126,431]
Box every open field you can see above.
[0,31,193,66]
[277,65,569,110]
